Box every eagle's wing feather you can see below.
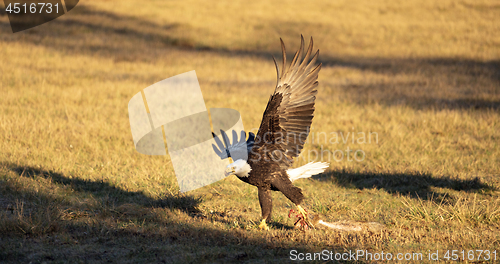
[252,35,321,169]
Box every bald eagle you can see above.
[213,36,329,230]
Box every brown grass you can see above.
[0,0,499,263]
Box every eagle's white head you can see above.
[225,159,252,177]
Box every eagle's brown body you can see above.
[236,36,321,223]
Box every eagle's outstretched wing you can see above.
[212,130,255,161]
[251,35,321,169]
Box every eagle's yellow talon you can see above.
[259,219,270,230]
[297,205,315,229]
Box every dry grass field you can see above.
[1,0,499,263]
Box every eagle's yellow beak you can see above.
[224,166,235,177]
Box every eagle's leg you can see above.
[258,187,272,231]
[296,205,315,229]
[270,176,315,229]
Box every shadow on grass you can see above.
[314,170,496,203]
[3,162,201,214]
[0,216,307,263]
[0,162,321,263]
[269,221,295,231]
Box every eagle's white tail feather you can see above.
[286,162,329,182]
